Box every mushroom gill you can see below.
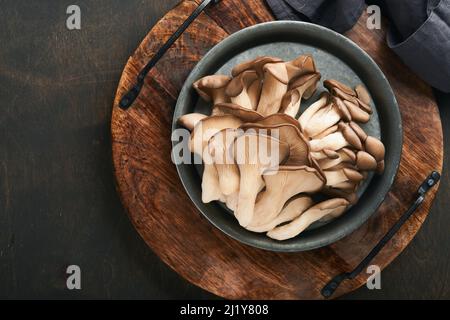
[267,198,349,240]
[233,132,290,227]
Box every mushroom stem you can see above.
[257,63,288,116]
[201,164,224,203]
[309,132,349,152]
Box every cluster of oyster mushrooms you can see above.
[178,55,385,241]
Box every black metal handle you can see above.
[321,171,441,298]
[119,0,221,110]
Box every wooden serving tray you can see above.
[111,0,443,299]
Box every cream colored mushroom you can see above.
[249,165,325,227]
[233,133,290,227]
[267,198,349,240]
[225,70,260,110]
[208,128,241,196]
[247,196,313,233]
[189,115,243,203]
[177,113,207,131]
[193,75,232,106]
[298,92,329,132]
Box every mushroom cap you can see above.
[178,113,207,131]
[241,123,311,166]
[356,151,378,171]
[349,122,368,142]
[213,103,263,122]
[332,96,352,122]
[355,84,371,105]
[247,113,302,130]
[324,79,356,97]
[225,70,259,97]
[280,72,321,117]
[339,122,363,150]
[189,114,243,156]
[193,75,232,102]
[343,100,370,123]
[365,136,385,161]
[263,62,290,84]
[232,56,283,78]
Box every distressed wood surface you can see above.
[111,0,443,299]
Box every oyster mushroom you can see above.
[193,75,232,106]
[355,84,371,105]
[280,72,321,118]
[256,63,289,116]
[177,113,207,131]
[212,102,263,122]
[317,148,356,170]
[246,196,313,233]
[309,131,349,152]
[225,70,260,110]
[241,122,310,166]
[345,122,385,173]
[298,92,329,132]
[323,167,364,187]
[249,165,325,227]
[285,55,317,79]
[233,132,290,227]
[231,56,284,78]
[325,79,373,116]
[208,128,241,196]
[189,115,243,203]
[267,198,349,240]
[302,99,344,138]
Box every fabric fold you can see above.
[266,0,450,92]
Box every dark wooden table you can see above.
[0,0,449,299]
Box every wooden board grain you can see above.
[111,0,443,299]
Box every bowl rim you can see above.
[172,21,402,252]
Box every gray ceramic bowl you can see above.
[172,21,402,252]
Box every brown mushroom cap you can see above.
[332,96,352,122]
[365,136,385,161]
[213,103,263,122]
[241,123,311,166]
[356,151,378,171]
[231,56,283,78]
[280,72,321,117]
[339,122,363,150]
[324,79,356,97]
[355,84,371,105]
[349,122,368,142]
[343,100,370,123]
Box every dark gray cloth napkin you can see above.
[266,0,450,92]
